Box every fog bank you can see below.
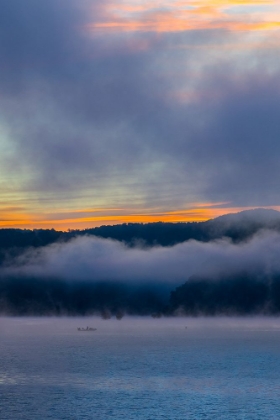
[2,232,280,315]
[3,231,280,282]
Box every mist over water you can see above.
[1,317,280,419]
[3,230,280,315]
[5,230,280,282]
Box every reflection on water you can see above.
[1,317,280,419]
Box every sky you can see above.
[0,0,280,230]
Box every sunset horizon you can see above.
[2,204,280,231]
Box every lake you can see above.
[1,317,280,419]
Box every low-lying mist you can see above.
[2,230,280,316]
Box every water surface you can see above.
[1,317,280,419]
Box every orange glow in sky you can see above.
[2,204,280,231]
[86,0,280,34]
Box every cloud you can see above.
[176,70,280,206]
[0,0,280,217]
[86,0,280,34]
[3,230,280,282]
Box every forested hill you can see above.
[0,209,280,253]
[82,208,280,245]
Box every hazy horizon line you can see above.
[1,205,280,231]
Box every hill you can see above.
[80,208,280,245]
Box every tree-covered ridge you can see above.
[2,273,280,317]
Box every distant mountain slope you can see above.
[81,208,280,245]
[0,229,66,264]
[210,208,280,224]
[203,208,280,243]
[80,221,208,246]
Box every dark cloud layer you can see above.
[1,0,280,208]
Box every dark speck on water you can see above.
[77,326,97,331]
[1,317,280,419]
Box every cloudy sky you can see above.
[1,0,280,230]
